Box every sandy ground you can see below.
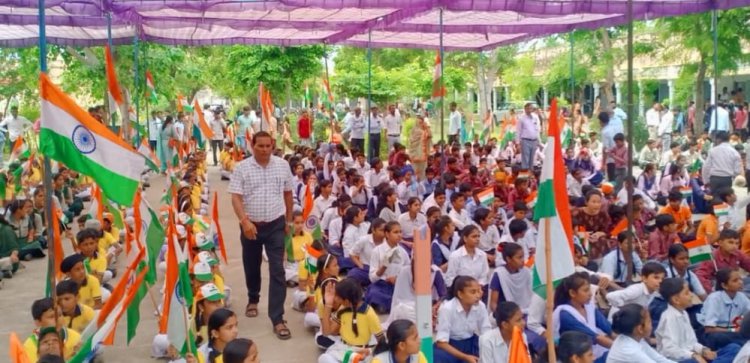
[0,166,320,362]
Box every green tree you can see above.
[656,9,750,131]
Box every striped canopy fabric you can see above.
[0,0,747,50]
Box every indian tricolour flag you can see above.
[211,191,228,264]
[160,218,196,357]
[714,203,730,217]
[431,50,446,102]
[532,99,576,297]
[477,187,494,207]
[145,70,157,104]
[193,100,215,141]
[525,190,538,209]
[680,186,692,199]
[685,238,713,264]
[39,73,144,206]
[9,137,30,162]
[105,45,124,117]
[138,138,161,172]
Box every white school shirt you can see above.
[448,208,472,231]
[655,305,705,361]
[606,282,655,320]
[312,195,334,220]
[733,342,750,363]
[348,185,370,206]
[321,207,339,231]
[349,114,366,139]
[384,113,402,135]
[328,217,343,247]
[479,329,527,363]
[365,168,389,189]
[342,223,370,258]
[397,212,427,240]
[422,193,448,215]
[369,242,411,283]
[351,235,378,267]
[449,111,462,135]
[475,222,501,253]
[435,298,492,342]
[445,247,490,287]
[396,181,425,206]
[526,294,547,336]
[497,234,528,263]
[607,335,676,363]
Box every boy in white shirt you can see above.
[606,262,666,320]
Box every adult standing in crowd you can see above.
[448,102,461,145]
[209,110,227,166]
[702,131,741,193]
[297,109,312,147]
[516,102,540,171]
[148,111,162,151]
[384,104,402,152]
[236,106,255,149]
[645,102,662,140]
[229,131,294,340]
[369,106,383,162]
[409,115,430,180]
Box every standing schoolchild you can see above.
[434,276,492,363]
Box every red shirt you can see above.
[298,115,311,138]
[696,249,750,293]
[647,229,680,261]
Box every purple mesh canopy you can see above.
[0,0,747,49]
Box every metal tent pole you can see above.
[106,12,114,130]
[133,35,139,146]
[625,0,635,283]
[569,32,574,104]
[367,28,372,160]
[712,9,719,131]
[144,44,150,143]
[439,7,445,145]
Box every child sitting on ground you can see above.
[700,268,750,350]
[56,280,95,334]
[606,261,665,320]
[478,301,529,363]
[60,254,104,309]
[24,298,82,361]
[696,229,750,293]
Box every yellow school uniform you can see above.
[62,304,95,333]
[372,352,428,363]
[191,186,202,211]
[106,226,121,242]
[85,249,108,277]
[98,231,118,253]
[334,304,383,346]
[77,274,103,308]
[316,277,340,317]
[24,327,82,361]
[213,273,225,294]
[27,167,42,185]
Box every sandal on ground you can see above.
[245,303,258,318]
[273,322,291,340]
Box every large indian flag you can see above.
[160,219,195,357]
[532,98,576,297]
[39,73,144,206]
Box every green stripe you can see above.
[40,129,139,206]
[105,200,124,229]
[145,208,165,285]
[126,262,149,344]
[533,179,556,221]
[420,337,434,363]
[689,253,712,264]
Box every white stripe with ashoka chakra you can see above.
[41,99,143,180]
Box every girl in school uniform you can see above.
[371,319,429,363]
[387,259,448,326]
[478,301,529,363]
[318,278,386,363]
[700,268,750,350]
[340,206,370,272]
[444,225,490,293]
[312,180,335,220]
[366,222,411,314]
[315,253,341,348]
[554,331,595,363]
[199,308,239,363]
[431,216,459,272]
[347,218,386,287]
[473,208,501,268]
[222,339,259,363]
[397,197,427,254]
[488,243,532,314]
[665,243,707,301]
[433,276,492,363]
[377,188,402,223]
[552,272,613,363]
[607,303,673,363]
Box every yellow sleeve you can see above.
[23,336,39,363]
[214,274,225,293]
[371,358,382,363]
[89,275,102,300]
[367,308,383,335]
[64,328,82,359]
[418,352,428,363]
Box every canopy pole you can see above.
[367,28,372,161]
[712,9,719,130]
[144,43,150,143]
[106,12,114,129]
[324,47,333,142]
[569,32,574,104]
[625,0,635,283]
[439,7,445,158]
[131,34,139,146]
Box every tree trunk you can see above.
[694,56,707,133]
[599,29,616,106]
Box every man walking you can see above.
[229,131,294,340]
[702,131,741,193]
[516,102,540,171]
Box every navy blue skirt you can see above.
[364,279,394,313]
[346,265,371,287]
[433,335,479,363]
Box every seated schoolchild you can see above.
[696,229,750,293]
[56,280,95,334]
[431,216,459,273]
[556,331,596,363]
[488,243,532,314]
[386,260,447,326]
[433,276,492,363]
[731,311,750,363]
[655,277,739,363]
[347,218,385,287]
[606,262,666,320]
[444,226,490,293]
[552,272,613,363]
[648,214,680,262]
[478,301,529,363]
[60,254,105,309]
[607,303,674,363]
[371,319,429,363]
[600,231,643,287]
[366,222,411,314]
[24,298,82,361]
[699,268,750,350]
